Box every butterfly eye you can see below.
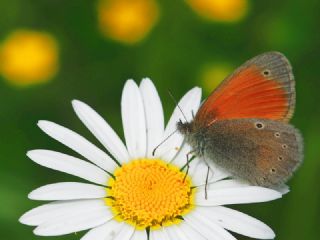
[255,122,264,129]
[262,69,271,76]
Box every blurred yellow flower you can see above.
[200,63,232,94]
[97,0,159,44]
[0,30,59,86]
[186,0,248,22]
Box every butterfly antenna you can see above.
[167,89,188,122]
[152,129,178,156]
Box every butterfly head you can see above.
[176,119,194,136]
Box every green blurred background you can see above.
[0,0,319,239]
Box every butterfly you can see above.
[177,52,303,188]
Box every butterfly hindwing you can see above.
[202,119,303,187]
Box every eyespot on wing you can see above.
[203,118,303,187]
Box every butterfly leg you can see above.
[200,157,213,200]
[205,164,210,200]
[183,150,196,182]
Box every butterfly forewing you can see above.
[195,52,295,126]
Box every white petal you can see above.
[176,221,208,240]
[165,225,189,240]
[157,87,202,160]
[38,120,117,172]
[139,78,164,158]
[198,206,275,239]
[275,184,290,194]
[72,100,129,163]
[165,87,202,131]
[131,230,148,240]
[27,150,108,185]
[82,223,134,240]
[196,186,282,206]
[113,224,135,240]
[34,204,113,236]
[172,145,230,186]
[197,179,250,192]
[170,144,220,185]
[185,211,236,240]
[191,159,230,187]
[20,199,106,226]
[28,182,106,201]
[80,221,124,240]
[169,142,192,167]
[150,228,170,240]
[121,80,147,158]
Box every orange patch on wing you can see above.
[196,66,288,125]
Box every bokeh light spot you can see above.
[186,0,249,23]
[200,63,233,94]
[97,0,159,44]
[261,17,305,55]
[0,30,59,86]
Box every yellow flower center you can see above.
[106,159,194,229]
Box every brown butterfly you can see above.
[177,52,303,188]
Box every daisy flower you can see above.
[20,78,283,240]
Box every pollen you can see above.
[106,159,194,229]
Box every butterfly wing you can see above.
[195,52,295,126]
[204,118,303,187]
